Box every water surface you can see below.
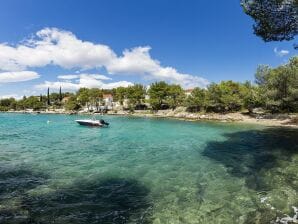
[0,113,297,223]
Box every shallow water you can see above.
[0,113,297,224]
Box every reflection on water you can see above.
[0,113,297,223]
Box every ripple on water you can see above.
[0,114,297,223]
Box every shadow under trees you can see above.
[0,166,48,223]
[201,128,298,191]
[0,166,153,224]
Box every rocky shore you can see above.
[107,109,298,128]
[3,108,298,128]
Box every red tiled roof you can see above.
[103,94,113,98]
[184,89,194,93]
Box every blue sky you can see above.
[0,0,296,98]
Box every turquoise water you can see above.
[0,113,297,224]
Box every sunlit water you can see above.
[0,113,297,224]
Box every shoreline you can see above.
[2,110,298,128]
[109,111,298,128]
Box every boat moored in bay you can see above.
[75,119,109,127]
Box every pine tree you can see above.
[59,86,62,102]
[47,87,50,106]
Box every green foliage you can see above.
[50,93,61,106]
[0,98,16,111]
[22,96,44,111]
[148,81,170,110]
[59,86,62,102]
[88,88,103,110]
[220,81,244,112]
[184,88,206,112]
[241,0,298,42]
[204,81,244,112]
[148,82,186,110]
[77,88,90,107]
[204,83,224,112]
[126,84,146,109]
[241,81,263,112]
[65,96,81,111]
[184,81,266,113]
[1,57,297,114]
[257,56,298,112]
[255,65,271,85]
[167,85,185,109]
[47,87,50,106]
[113,87,127,105]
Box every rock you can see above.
[252,108,266,114]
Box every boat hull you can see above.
[75,120,103,127]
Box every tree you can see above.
[126,84,146,109]
[148,81,170,110]
[88,88,103,110]
[167,84,185,109]
[255,65,271,85]
[50,93,61,106]
[113,87,127,105]
[16,98,25,110]
[65,96,81,111]
[47,87,50,106]
[255,56,298,112]
[205,81,245,112]
[77,88,90,109]
[241,0,298,42]
[0,98,16,111]
[205,83,225,112]
[59,86,62,102]
[219,81,244,112]
[184,87,206,112]
[241,81,263,113]
[23,96,44,110]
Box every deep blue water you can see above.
[0,113,297,223]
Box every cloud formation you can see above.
[58,73,112,80]
[35,73,132,91]
[0,71,40,83]
[0,94,21,99]
[274,48,289,57]
[0,27,208,88]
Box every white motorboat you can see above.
[75,119,109,127]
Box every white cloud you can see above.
[101,81,133,89]
[274,48,289,57]
[0,27,208,88]
[0,94,22,99]
[106,46,209,88]
[35,74,132,91]
[0,71,40,83]
[90,74,112,80]
[0,28,115,71]
[58,73,111,80]
[35,81,80,91]
[57,74,80,80]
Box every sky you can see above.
[0,0,296,98]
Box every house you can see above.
[61,96,70,103]
[103,94,113,109]
[184,89,194,96]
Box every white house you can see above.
[103,94,113,110]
